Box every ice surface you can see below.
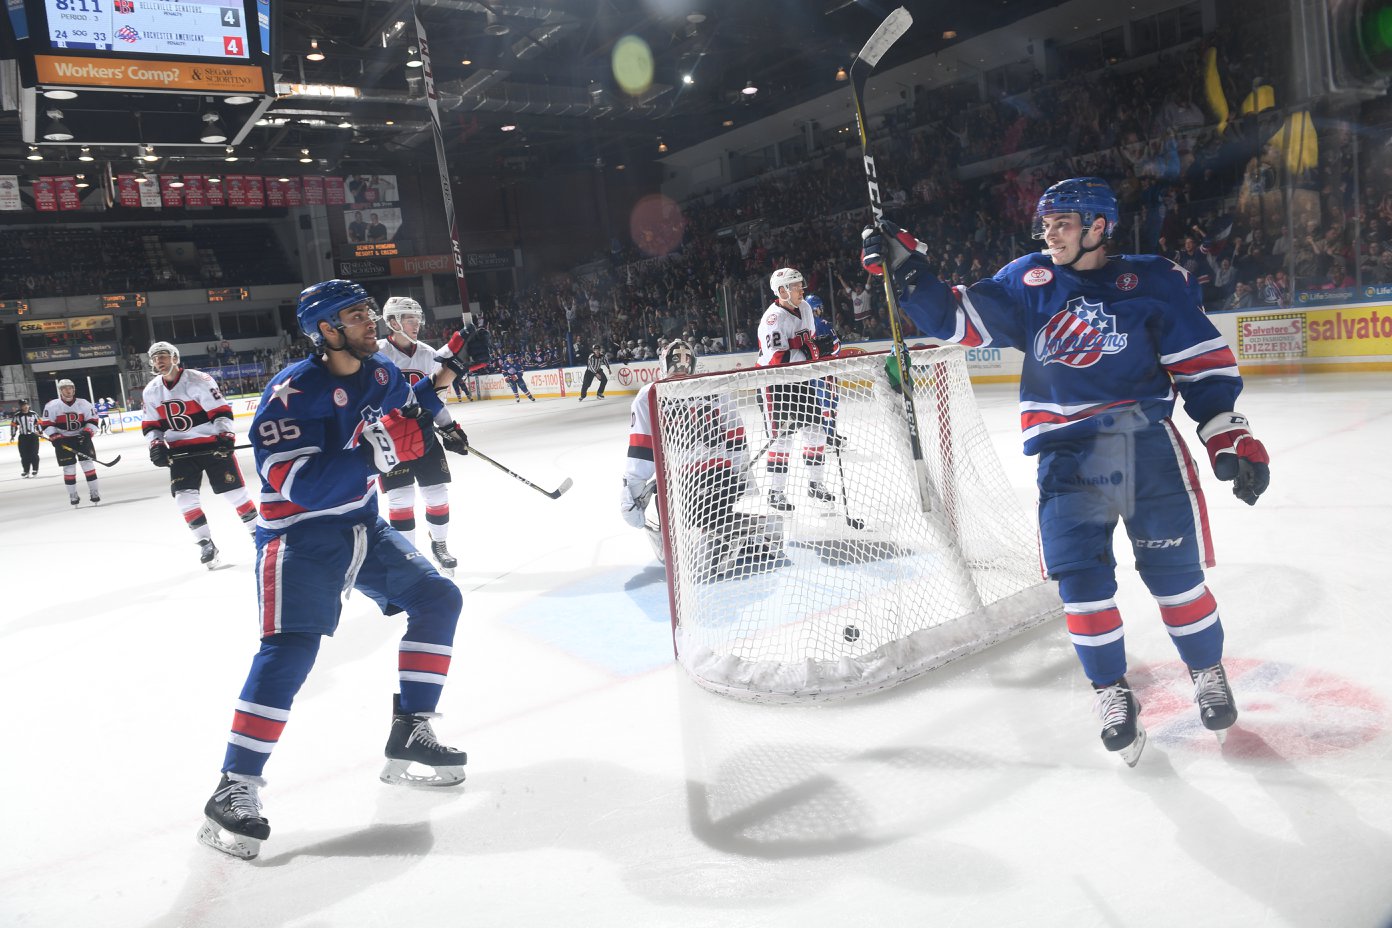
[1,375,1389,928]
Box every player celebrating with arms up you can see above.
[862,177,1270,766]
[142,341,258,569]
[375,296,463,575]
[40,379,100,507]
[197,280,470,861]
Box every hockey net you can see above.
[649,345,1060,702]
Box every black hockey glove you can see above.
[215,432,237,455]
[861,221,932,290]
[150,440,171,467]
[439,421,469,456]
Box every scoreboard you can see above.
[41,0,250,57]
[207,286,249,302]
[22,0,269,94]
[100,291,148,311]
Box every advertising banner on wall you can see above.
[0,174,21,211]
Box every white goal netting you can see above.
[650,346,1061,702]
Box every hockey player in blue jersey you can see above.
[862,177,1271,766]
[501,352,536,402]
[197,279,473,860]
[806,295,844,450]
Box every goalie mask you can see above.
[148,340,181,376]
[661,339,697,377]
[381,296,425,336]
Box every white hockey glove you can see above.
[621,475,654,529]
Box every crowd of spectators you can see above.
[464,0,1392,360]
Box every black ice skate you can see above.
[89,493,100,504]
[381,695,467,787]
[768,489,794,512]
[1094,677,1146,767]
[198,538,221,570]
[1190,662,1238,741]
[196,774,270,860]
[807,481,835,502]
[69,496,79,507]
[430,539,458,577]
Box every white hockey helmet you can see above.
[661,338,697,377]
[55,378,76,399]
[381,296,424,334]
[148,340,181,374]
[769,267,804,296]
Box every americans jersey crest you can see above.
[1033,297,1128,368]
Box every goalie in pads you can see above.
[621,340,784,581]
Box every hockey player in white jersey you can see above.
[142,342,258,568]
[376,296,464,575]
[756,267,833,511]
[621,340,783,580]
[39,379,101,506]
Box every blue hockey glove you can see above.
[861,221,932,289]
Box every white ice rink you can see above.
[2,373,1390,928]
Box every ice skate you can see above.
[430,539,458,577]
[768,488,794,512]
[1094,677,1146,767]
[807,481,835,502]
[198,538,221,570]
[528,395,536,402]
[69,496,80,507]
[196,774,270,860]
[1190,662,1238,742]
[381,696,467,787]
[89,493,100,505]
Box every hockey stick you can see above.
[49,439,121,468]
[168,442,253,461]
[830,441,866,531]
[847,7,934,513]
[468,446,573,500]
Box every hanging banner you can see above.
[33,177,57,211]
[206,178,226,207]
[54,175,82,210]
[116,173,141,208]
[139,177,162,208]
[225,175,246,208]
[0,174,21,211]
[160,175,184,208]
[265,178,285,207]
[245,175,265,208]
[184,175,207,209]
[284,177,303,207]
[302,175,325,205]
[325,175,345,206]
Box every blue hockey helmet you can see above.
[297,279,376,346]
[805,294,824,313]
[1032,177,1118,241]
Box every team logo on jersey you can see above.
[116,25,140,42]
[403,370,425,386]
[345,405,385,450]
[1033,297,1128,368]
[1023,267,1054,287]
[1116,272,1139,291]
[374,367,389,385]
[333,388,348,407]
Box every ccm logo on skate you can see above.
[1133,537,1183,549]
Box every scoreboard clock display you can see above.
[100,291,148,311]
[42,0,250,57]
[0,299,31,314]
[26,0,269,94]
[206,286,250,302]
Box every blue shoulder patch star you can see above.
[270,376,302,409]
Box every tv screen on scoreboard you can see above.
[27,0,269,93]
[38,0,252,58]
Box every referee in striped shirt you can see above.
[578,345,610,401]
[10,399,40,477]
